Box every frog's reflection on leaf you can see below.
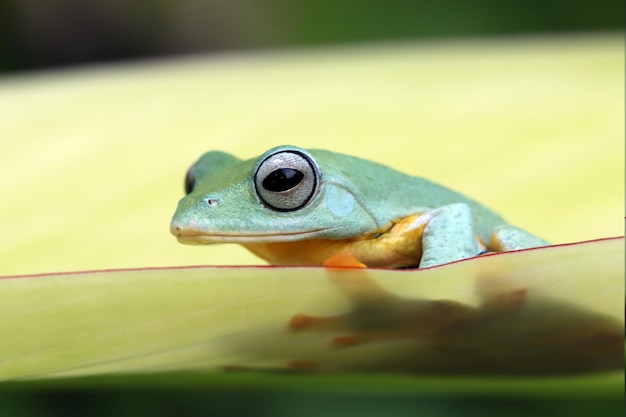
[281,269,623,375]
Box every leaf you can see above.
[0,238,622,397]
[0,36,622,411]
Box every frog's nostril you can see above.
[205,198,220,207]
[170,222,182,235]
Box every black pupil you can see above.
[262,168,304,192]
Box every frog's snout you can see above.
[170,219,190,238]
[170,220,182,237]
[170,218,205,244]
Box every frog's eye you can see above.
[254,150,319,211]
[184,164,196,195]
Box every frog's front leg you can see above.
[326,204,484,269]
[419,203,484,268]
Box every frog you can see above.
[170,145,549,268]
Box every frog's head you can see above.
[170,145,380,244]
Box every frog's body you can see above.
[171,145,548,268]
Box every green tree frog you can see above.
[171,145,548,268]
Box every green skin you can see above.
[171,145,548,268]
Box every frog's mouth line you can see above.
[173,227,343,244]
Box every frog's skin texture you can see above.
[171,145,548,268]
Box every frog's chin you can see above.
[174,227,342,244]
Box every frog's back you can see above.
[310,149,507,242]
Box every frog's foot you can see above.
[289,313,349,331]
[323,291,527,350]
[490,225,550,252]
[287,271,400,333]
[289,299,477,349]
[287,313,351,331]
[330,329,418,348]
[476,275,528,312]
[489,288,527,310]
[288,313,379,351]
[323,250,367,268]
[290,313,411,347]
[419,204,484,268]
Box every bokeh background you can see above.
[0,0,624,72]
[0,2,624,416]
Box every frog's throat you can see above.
[173,227,345,244]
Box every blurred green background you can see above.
[0,0,623,72]
[0,2,623,416]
